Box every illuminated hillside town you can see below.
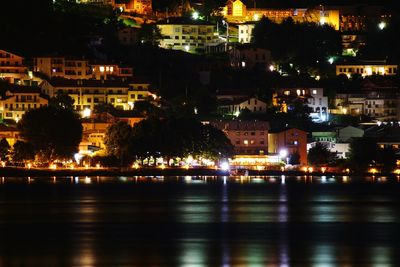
[3,1,400,267]
[0,0,399,176]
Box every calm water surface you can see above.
[1,175,400,266]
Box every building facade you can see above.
[157,17,217,53]
[0,88,48,122]
[218,97,267,115]
[211,120,270,155]
[336,61,398,77]
[34,57,133,80]
[43,78,150,111]
[268,128,308,165]
[238,23,255,43]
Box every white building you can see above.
[306,88,329,122]
[238,23,255,43]
[219,97,267,115]
[308,141,350,159]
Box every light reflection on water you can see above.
[1,175,400,266]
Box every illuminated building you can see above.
[43,78,150,111]
[221,0,339,30]
[0,124,20,147]
[157,17,217,53]
[34,57,133,80]
[218,97,267,115]
[331,86,399,121]
[273,88,329,122]
[238,23,255,43]
[34,57,92,80]
[74,0,114,6]
[0,50,40,85]
[81,112,144,154]
[211,120,270,155]
[336,60,398,77]
[0,87,48,122]
[91,64,133,80]
[125,0,152,14]
[268,127,308,165]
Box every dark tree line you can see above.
[253,17,341,75]
[104,117,234,166]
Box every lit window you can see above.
[244,140,249,145]
[99,66,105,72]
[313,89,317,95]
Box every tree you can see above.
[138,23,163,46]
[308,142,336,166]
[0,138,10,161]
[129,117,234,165]
[11,141,35,162]
[349,137,378,172]
[288,152,301,165]
[253,17,341,74]
[18,106,83,161]
[104,121,132,165]
[49,92,75,110]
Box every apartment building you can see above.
[43,78,150,111]
[157,17,217,53]
[336,60,398,77]
[0,87,48,122]
[211,120,270,155]
[273,88,329,122]
[34,57,134,80]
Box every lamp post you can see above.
[222,20,229,52]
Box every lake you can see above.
[1,175,400,266]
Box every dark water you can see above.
[1,175,400,266]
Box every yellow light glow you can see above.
[302,166,308,172]
[394,169,400,175]
[308,167,314,173]
[321,167,326,173]
[96,163,101,169]
[132,163,140,169]
[159,164,166,170]
[27,163,32,169]
[369,168,377,175]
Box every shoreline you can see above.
[0,167,396,177]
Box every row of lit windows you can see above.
[3,103,45,110]
[235,131,265,136]
[236,139,265,145]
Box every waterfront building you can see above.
[268,127,308,165]
[211,120,270,155]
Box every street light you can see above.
[378,21,386,30]
[192,11,199,20]
[222,20,229,52]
